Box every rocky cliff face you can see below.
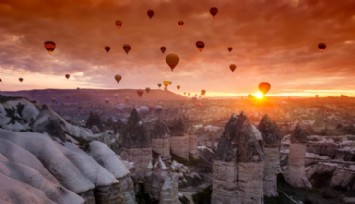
[151,120,170,159]
[119,109,151,148]
[159,173,180,204]
[258,114,281,197]
[0,96,136,203]
[212,112,264,204]
[285,123,312,189]
[167,117,189,136]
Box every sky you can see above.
[0,0,355,97]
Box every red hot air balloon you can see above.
[115,20,122,29]
[147,10,154,19]
[137,89,144,97]
[123,44,131,54]
[165,53,180,71]
[105,46,110,52]
[229,64,237,72]
[258,82,271,95]
[177,85,180,90]
[145,87,151,93]
[196,41,205,52]
[160,46,166,54]
[228,47,233,52]
[178,20,184,26]
[19,78,24,83]
[65,74,70,79]
[114,74,122,84]
[44,41,56,54]
[210,7,218,17]
[318,42,326,51]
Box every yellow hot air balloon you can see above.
[165,53,179,71]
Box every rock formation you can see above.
[119,109,152,175]
[150,120,171,159]
[159,173,180,204]
[212,112,264,204]
[258,114,281,197]
[285,123,312,189]
[168,117,197,161]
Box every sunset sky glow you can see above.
[0,0,354,97]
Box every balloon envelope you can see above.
[228,47,233,52]
[157,83,162,88]
[123,44,131,54]
[137,89,144,97]
[229,64,237,72]
[115,20,122,29]
[318,42,326,50]
[258,82,271,95]
[114,74,122,83]
[210,7,218,17]
[160,46,166,54]
[44,41,56,54]
[178,20,184,26]
[165,53,180,71]
[147,10,154,19]
[105,46,110,52]
[19,78,23,82]
[65,74,70,79]
[145,87,151,93]
[196,41,205,51]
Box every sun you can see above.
[254,92,264,99]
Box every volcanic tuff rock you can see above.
[151,120,170,139]
[119,109,151,148]
[286,123,312,189]
[258,114,281,197]
[167,117,189,136]
[290,123,310,144]
[215,112,263,162]
[258,114,282,147]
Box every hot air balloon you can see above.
[183,92,186,95]
[147,10,154,19]
[44,41,56,54]
[137,89,144,97]
[318,42,326,51]
[178,20,184,26]
[19,78,23,83]
[123,44,131,54]
[229,64,237,72]
[228,47,233,52]
[105,46,110,52]
[210,7,218,17]
[65,74,70,79]
[196,41,205,52]
[160,46,166,54]
[165,53,179,71]
[201,89,206,96]
[114,74,122,84]
[258,82,271,95]
[177,85,180,90]
[188,93,190,96]
[157,83,162,88]
[163,81,171,90]
[115,20,122,29]
[125,96,130,103]
[145,87,151,93]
